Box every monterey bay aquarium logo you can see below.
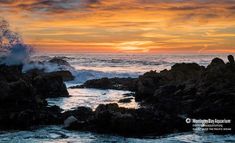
[186,118,232,132]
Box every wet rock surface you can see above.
[0,64,68,129]
[49,57,71,67]
[0,64,23,82]
[64,103,190,137]
[32,74,69,98]
[25,63,75,82]
[48,71,74,81]
[118,97,133,103]
[135,56,235,126]
[71,77,137,91]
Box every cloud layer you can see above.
[1,0,235,53]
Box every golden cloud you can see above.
[0,0,235,53]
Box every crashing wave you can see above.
[0,18,33,65]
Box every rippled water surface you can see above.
[0,126,234,143]
[48,88,138,110]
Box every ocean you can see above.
[1,53,234,143]
[31,53,233,84]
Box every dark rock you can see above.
[157,63,205,83]
[25,68,74,82]
[208,58,225,68]
[123,56,235,134]
[118,97,133,103]
[76,77,137,91]
[49,57,71,67]
[49,71,74,81]
[0,78,63,129]
[82,77,112,89]
[66,103,191,137]
[0,63,69,130]
[228,55,235,64]
[24,68,45,78]
[0,64,23,82]
[0,79,39,110]
[135,70,161,101]
[63,106,94,121]
[32,74,69,98]
[64,116,78,128]
[135,63,204,101]
[123,93,135,97]
[95,103,120,114]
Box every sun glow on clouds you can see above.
[0,0,235,53]
[118,41,153,53]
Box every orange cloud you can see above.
[0,0,235,53]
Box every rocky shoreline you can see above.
[0,56,234,137]
[68,55,235,136]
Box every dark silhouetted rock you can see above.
[25,68,74,82]
[0,61,70,130]
[49,57,71,67]
[32,74,69,98]
[0,74,63,129]
[208,58,225,68]
[64,116,78,128]
[118,97,133,103]
[63,106,94,121]
[66,103,191,137]
[0,64,23,82]
[228,55,235,64]
[75,77,137,91]
[49,71,74,81]
[135,71,159,101]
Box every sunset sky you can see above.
[1,0,235,53]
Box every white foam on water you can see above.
[0,127,234,143]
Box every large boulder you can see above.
[64,116,78,128]
[0,79,38,109]
[48,71,74,81]
[77,77,137,91]
[6,105,63,129]
[207,57,225,69]
[0,78,63,129]
[24,67,74,82]
[135,70,161,101]
[32,74,69,98]
[82,78,112,89]
[155,63,205,83]
[228,55,235,64]
[0,64,23,82]
[135,63,204,101]
[0,63,69,130]
[118,97,133,103]
[63,106,94,121]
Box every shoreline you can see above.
[0,55,234,138]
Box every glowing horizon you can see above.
[1,0,235,54]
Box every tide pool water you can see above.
[47,88,138,110]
